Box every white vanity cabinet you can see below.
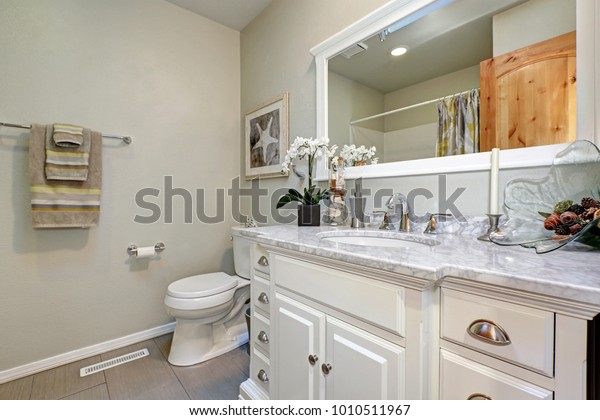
[240,237,594,401]
[268,251,413,400]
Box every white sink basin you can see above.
[317,231,439,249]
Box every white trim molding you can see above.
[0,322,175,384]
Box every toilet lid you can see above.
[167,272,238,299]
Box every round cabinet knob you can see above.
[308,354,319,365]
[257,369,269,383]
[321,363,332,375]
[257,292,269,304]
[257,256,269,266]
[258,331,269,344]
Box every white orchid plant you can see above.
[278,137,338,208]
[339,144,378,166]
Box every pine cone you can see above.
[582,197,600,209]
[568,203,585,215]
[554,224,571,235]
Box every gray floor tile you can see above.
[61,383,110,400]
[101,339,189,400]
[0,376,33,400]
[154,334,248,400]
[1,333,249,400]
[30,356,106,400]
[228,344,250,377]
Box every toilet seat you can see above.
[165,272,241,311]
[167,272,238,299]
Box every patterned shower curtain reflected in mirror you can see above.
[436,89,480,157]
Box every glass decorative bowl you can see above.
[490,140,600,253]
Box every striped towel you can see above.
[29,124,102,228]
[45,124,90,181]
[53,123,84,147]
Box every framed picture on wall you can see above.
[245,92,289,179]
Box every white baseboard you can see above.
[0,322,176,385]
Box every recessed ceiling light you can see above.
[390,46,408,57]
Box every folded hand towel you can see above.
[53,123,84,147]
[45,124,91,181]
[30,124,102,228]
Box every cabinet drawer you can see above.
[253,245,270,275]
[441,288,554,376]
[273,254,405,335]
[253,275,270,315]
[252,311,271,355]
[251,348,270,394]
[440,350,552,400]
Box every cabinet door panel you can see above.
[325,317,404,400]
[274,293,325,400]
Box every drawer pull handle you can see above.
[257,256,269,267]
[257,369,269,383]
[258,331,269,344]
[257,292,269,304]
[467,393,492,400]
[308,354,319,365]
[321,363,332,375]
[467,319,511,346]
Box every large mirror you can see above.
[311,0,592,180]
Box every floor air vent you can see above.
[79,348,149,377]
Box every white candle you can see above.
[489,148,500,214]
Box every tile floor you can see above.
[0,333,249,400]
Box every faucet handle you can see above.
[373,210,395,230]
[423,213,452,234]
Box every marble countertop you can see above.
[240,224,600,307]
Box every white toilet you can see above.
[164,226,251,366]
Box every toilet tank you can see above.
[231,226,251,279]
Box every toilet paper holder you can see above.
[127,242,166,256]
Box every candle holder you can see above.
[477,213,503,241]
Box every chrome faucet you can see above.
[385,193,411,232]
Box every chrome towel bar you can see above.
[0,121,132,144]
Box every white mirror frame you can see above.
[311,0,599,181]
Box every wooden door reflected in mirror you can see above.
[480,31,576,152]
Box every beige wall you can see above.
[328,71,384,146]
[493,0,576,56]
[0,0,240,373]
[240,0,390,222]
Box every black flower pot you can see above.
[298,204,321,226]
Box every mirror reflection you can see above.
[327,0,577,165]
